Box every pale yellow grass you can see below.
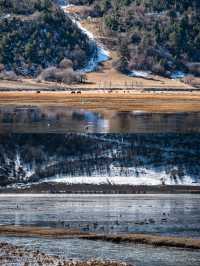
[1,91,200,113]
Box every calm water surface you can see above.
[0,194,200,237]
[1,106,200,133]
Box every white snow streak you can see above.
[61,4,110,73]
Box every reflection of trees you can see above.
[0,133,200,185]
[112,112,132,132]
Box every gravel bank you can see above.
[0,242,130,266]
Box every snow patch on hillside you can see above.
[61,4,110,72]
[129,70,151,78]
[49,167,196,186]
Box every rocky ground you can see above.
[0,242,130,266]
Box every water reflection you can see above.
[1,106,200,133]
[0,133,200,186]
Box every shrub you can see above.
[39,66,86,84]
[0,70,18,81]
[0,64,4,72]
[186,63,200,77]
[59,59,73,69]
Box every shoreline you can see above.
[0,242,126,266]
[0,225,200,250]
[1,184,200,194]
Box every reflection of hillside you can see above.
[1,107,200,133]
[0,107,108,133]
[110,112,200,133]
[0,133,200,186]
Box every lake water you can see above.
[0,194,200,238]
[1,106,200,187]
[1,106,200,133]
[1,194,200,266]
[1,106,200,265]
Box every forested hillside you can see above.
[0,0,94,79]
[0,0,199,79]
[70,0,200,76]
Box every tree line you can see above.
[70,0,200,76]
